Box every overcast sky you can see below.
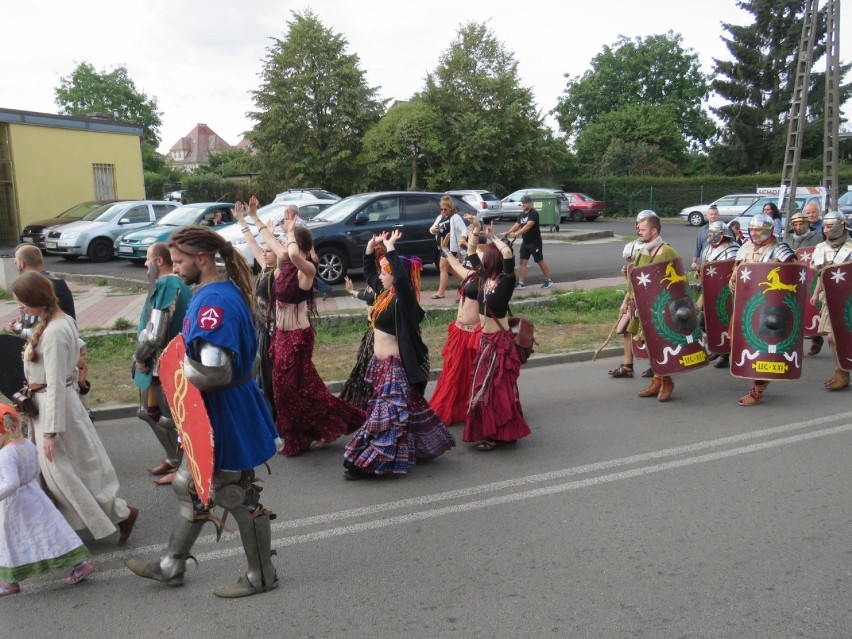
[3,0,849,154]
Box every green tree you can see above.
[359,99,442,190]
[418,21,548,194]
[250,10,385,196]
[574,104,686,176]
[711,0,850,174]
[206,148,261,178]
[54,61,163,150]
[554,33,714,149]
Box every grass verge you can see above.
[72,287,623,407]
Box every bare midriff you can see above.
[373,329,401,360]
[276,300,311,331]
[456,297,480,327]
[480,314,509,335]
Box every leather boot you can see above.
[638,375,662,398]
[657,376,674,402]
[826,369,850,391]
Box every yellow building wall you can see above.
[10,124,144,227]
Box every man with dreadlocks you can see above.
[253,214,365,456]
[125,225,280,598]
[344,230,455,479]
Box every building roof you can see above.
[0,107,143,136]
[168,123,232,164]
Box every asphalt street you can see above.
[3,352,851,638]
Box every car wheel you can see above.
[687,212,705,226]
[316,247,346,285]
[87,238,114,262]
[571,210,584,223]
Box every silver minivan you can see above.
[44,200,179,262]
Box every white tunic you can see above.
[25,316,130,539]
[0,439,88,576]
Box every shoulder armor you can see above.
[135,308,171,362]
[183,341,233,391]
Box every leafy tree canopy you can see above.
[249,9,385,196]
[554,32,714,148]
[54,61,163,149]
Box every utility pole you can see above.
[780,0,819,219]
[823,0,841,210]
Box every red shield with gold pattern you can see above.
[158,335,214,507]
[701,260,735,354]
[796,247,821,337]
[630,258,708,375]
[821,262,852,372]
[730,262,806,381]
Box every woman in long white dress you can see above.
[11,272,138,544]
[0,404,94,596]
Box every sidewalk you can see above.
[0,274,626,332]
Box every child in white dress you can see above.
[0,404,94,597]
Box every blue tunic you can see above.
[183,281,277,471]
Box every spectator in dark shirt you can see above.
[505,196,553,289]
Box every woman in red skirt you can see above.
[463,228,531,450]
[253,214,365,457]
[430,215,483,425]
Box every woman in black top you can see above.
[463,228,531,450]
[338,274,378,410]
[343,231,455,479]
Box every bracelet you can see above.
[241,226,251,233]
[258,225,268,232]
[44,433,56,439]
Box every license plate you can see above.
[46,241,57,249]
[119,246,134,254]
[22,237,33,243]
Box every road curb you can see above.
[89,346,622,421]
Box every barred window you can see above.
[93,163,116,200]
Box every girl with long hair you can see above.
[11,272,138,544]
[429,214,483,424]
[252,212,365,456]
[463,227,531,450]
[343,230,455,479]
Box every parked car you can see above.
[163,190,186,203]
[272,188,341,203]
[732,195,817,231]
[501,188,569,222]
[445,189,502,223]
[217,199,337,268]
[680,193,761,226]
[114,202,235,262]
[44,200,180,262]
[304,192,477,284]
[563,192,606,222]
[838,190,852,217]
[19,200,119,249]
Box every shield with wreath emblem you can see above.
[630,258,708,375]
[796,247,821,337]
[821,262,852,371]
[701,259,735,354]
[730,262,806,381]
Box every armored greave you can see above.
[214,480,277,593]
[137,389,181,467]
[158,462,204,581]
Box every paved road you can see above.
[4,353,850,638]
[25,218,703,289]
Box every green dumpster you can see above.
[530,193,560,232]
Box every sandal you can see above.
[641,367,654,378]
[608,364,634,378]
[738,383,766,407]
[66,561,95,585]
[476,439,517,451]
[0,582,20,597]
[431,293,445,299]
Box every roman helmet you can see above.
[707,221,729,246]
[822,210,848,242]
[636,209,657,222]
[748,213,774,244]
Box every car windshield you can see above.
[80,203,124,222]
[312,195,373,223]
[838,191,852,206]
[740,196,808,218]
[57,202,108,219]
[157,205,209,226]
[575,193,595,201]
[481,192,499,202]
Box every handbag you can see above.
[508,315,536,365]
[11,385,38,417]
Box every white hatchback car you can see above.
[44,200,180,262]
[445,189,502,223]
[679,193,760,226]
